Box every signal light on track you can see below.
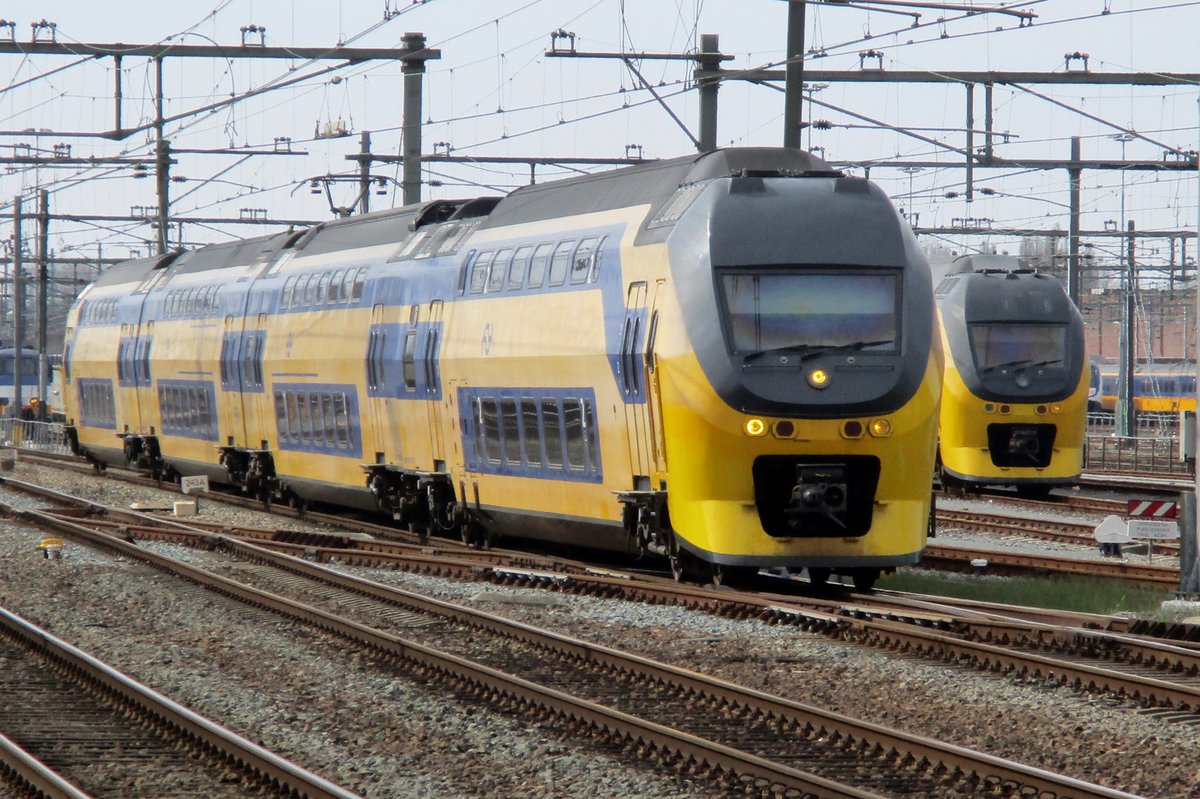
[868,418,892,437]
[744,418,767,437]
[807,368,830,389]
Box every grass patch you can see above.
[878,568,1170,616]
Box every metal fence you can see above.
[0,419,71,456]
[1084,435,1193,475]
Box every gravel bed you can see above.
[0,465,719,799]
[4,461,1200,797]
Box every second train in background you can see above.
[935,255,1089,498]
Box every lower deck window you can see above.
[78,379,117,429]
[460,387,601,482]
[273,385,360,456]
[157,380,217,441]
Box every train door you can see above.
[619,282,651,482]
[425,299,446,470]
[365,302,393,464]
[218,314,247,447]
[644,279,668,476]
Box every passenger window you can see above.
[527,243,552,289]
[571,238,599,285]
[316,273,331,304]
[469,252,493,294]
[308,394,324,446]
[501,399,521,465]
[275,392,288,440]
[563,398,586,470]
[286,393,301,442]
[351,268,366,301]
[489,249,512,293]
[521,397,541,466]
[548,241,574,287]
[508,246,532,290]
[334,393,351,447]
[328,271,344,302]
[588,236,606,283]
[481,398,501,465]
[282,277,295,308]
[322,394,337,446]
[303,275,318,306]
[402,329,417,391]
[583,397,599,470]
[542,398,563,468]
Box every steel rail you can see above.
[21,512,883,799]
[10,470,1200,723]
[922,542,1180,587]
[0,731,93,799]
[936,508,1180,555]
[11,507,1147,798]
[0,606,363,799]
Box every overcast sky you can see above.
[1,0,1197,268]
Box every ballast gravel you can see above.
[1,460,1199,798]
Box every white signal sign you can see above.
[1126,519,1180,540]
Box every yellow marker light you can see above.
[744,418,767,436]
[807,368,831,389]
[1050,403,1063,414]
[868,418,892,437]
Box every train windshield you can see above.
[969,324,1066,371]
[719,271,899,354]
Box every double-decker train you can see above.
[1093,360,1196,414]
[934,255,1088,497]
[63,147,942,589]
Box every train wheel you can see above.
[1016,484,1053,500]
[851,568,881,592]
[668,547,686,582]
[710,565,756,587]
[807,567,832,587]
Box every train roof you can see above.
[84,147,838,283]
[947,253,1029,274]
[481,147,837,229]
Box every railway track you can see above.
[0,604,360,799]
[7,469,1200,675]
[12,501,1149,799]
[937,488,1130,517]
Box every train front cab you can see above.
[935,268,1088,496]
[648,167,942,588]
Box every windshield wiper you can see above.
[741,339,894,365]
[981,357,1062,374]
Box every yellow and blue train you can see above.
[934,255,1088,498]
[63,147,943,589]
[1093,360,1196,414]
